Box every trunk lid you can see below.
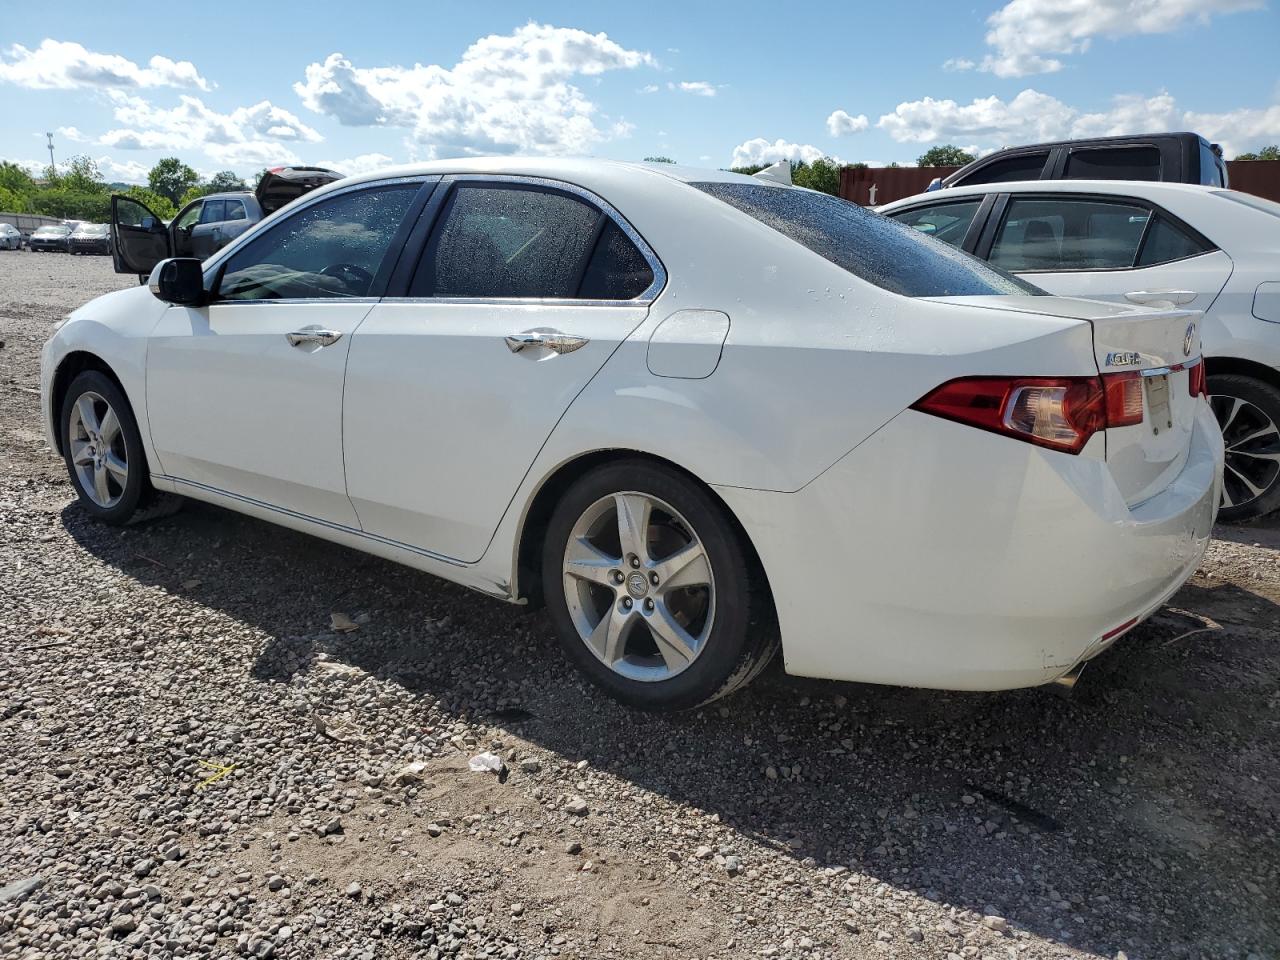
[255,166,344,214]
[930,294,1205,505]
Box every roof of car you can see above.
[879,179,1226,211]
[304,157,764,201]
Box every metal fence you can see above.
[839,159,1280,206]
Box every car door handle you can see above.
[504,331,589,355]
[286,329,343,347]
[1124,290,1197,306]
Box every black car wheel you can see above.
[1209,374,1280,523]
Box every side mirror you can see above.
[148,258,206,306]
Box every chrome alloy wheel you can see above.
[1212,394,1280,510]
[561,492,715,682]
[67,391,128,509]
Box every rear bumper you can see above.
[716,401,1222,691]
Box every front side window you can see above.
[693,182,1038,297]
[1064,147,1161,181]
[989,197,1149,272]
[411,183,623,299]
[217,183,418,301]
[959,152,1049,186]
[199,200,226,224]
[887,199,982,249]
[174,202,202,231]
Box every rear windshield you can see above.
[692,182,1040,297]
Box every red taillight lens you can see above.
[1188,360,1206,398]
[912,376,1106,454]
[1103,371,1144,427]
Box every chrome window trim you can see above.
[201,175,436,282]
[418,173,668,304]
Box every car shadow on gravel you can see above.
[64,497,1280,958]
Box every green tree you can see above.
[122,186,176,221]
[148,157,201,206]
[643,156,676,164]
[791,157,843,195]
[0,161,36,195]
[916,145,975,167]
[61,155,106,194]
[728,164,766,176]
[0,184,29,213]
[1235,145,1280,160]
[206,170,247,192]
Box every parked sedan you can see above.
[881,180,1280,521]
[0,223,22,249]
[42,159,1221,709]
[28,224,72,252]
[69,223,112,256]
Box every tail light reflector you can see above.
[1188,360,1206,398]
[1103,371,1144,427]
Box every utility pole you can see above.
[45,132,55,176]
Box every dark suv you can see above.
[111,166,342,278]
[932,132,1228,192]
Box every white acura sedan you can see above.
[880,180,1280,522]
[42,159,1222,710]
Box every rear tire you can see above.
[1209,373,1280,523]
[60,370,151,525]
[541,460,777,711]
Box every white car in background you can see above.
[881,180,1280,522]
[41,159,1221,709]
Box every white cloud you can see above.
[96,155,149,184]
[293,23,654,157]
[55,125,89,142]
[98,92,318,167]
[826,109,869,136]
[671,80,717,97]
[978,0,1261,77]
[942,58,975,71]
[877,88,1280,158]
[0,39,210,91]
[315,152,397,177]
[730,138,828,168]
[640,84,660,93]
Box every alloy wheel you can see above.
[68,391,129,509]
[1212,393,1280,510]
[561,492,715,683]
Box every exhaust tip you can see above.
[1050,663,1086,698]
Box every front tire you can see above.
[542,460,777,711]
[1209,373,1280,523]
[60,371,150,525]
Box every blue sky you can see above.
[1,0,1277,183]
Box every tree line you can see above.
[0,156,260,223]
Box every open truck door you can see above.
[111,195,172,279]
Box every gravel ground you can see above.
[1,251,1278,960]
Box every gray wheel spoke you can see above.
[646,601,698,671]
[653,541,711,593]
[103,451,129,483]
[93,463,111,504]
[614,493,652,562]
[586,604,633,666]
[75,395,100,435]
[70,440,94,467]
[1231,449,1280,463]
[1225,462,1265,498]
[564,537,620,586]
[1226,423,1280,450]
[99,406,121,445]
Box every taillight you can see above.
[913,371,1153,454]
[1103,371,1144,427]
[1188,360,1206,398]
[912,377,1106,454]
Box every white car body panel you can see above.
[41,159,1223,692]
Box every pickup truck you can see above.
[110,166,342,278]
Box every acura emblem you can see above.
[1183,321,1196,357]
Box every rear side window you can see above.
[578,220,655,299]
[413,184,599,298]
[693,182,1038,297]
[989,197,1150,271]
[223,199,247,221]
[886,199,982,249]
[1064,147,1161,181]
[959,152,1049,186]
[1136,216,1213,266]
